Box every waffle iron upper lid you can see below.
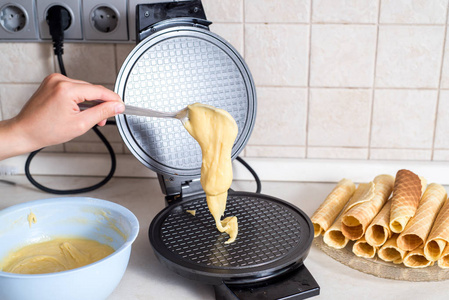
[115,26,256,177]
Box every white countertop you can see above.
[1,176,448,300]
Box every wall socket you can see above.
[0,0,134,42]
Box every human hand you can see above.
[0,73,125,160]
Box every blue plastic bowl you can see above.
[0,197,139,300]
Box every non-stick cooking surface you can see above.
[115,27,256,177]
[149,192,314,285]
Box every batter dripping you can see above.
[183,103,238,244]
[1,238,114,274]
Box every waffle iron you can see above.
[115,1,320,299]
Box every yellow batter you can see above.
[1,238,114,274]
[183,103,238,244]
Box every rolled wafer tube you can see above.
[323,214,349,249]
[389,169,426,234]
[322,182,378,249]
[365,201,392,247]
[311,179,356,237]
[397,183,447,252]
[438,244,449,268]
[378,234,407,264]
[424,198,449,261]
[323,224,347,249]
[353,236,377,258]
[403,246,434,268]
[341,175,394,241]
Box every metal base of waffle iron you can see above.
[149,191,319,299]
[214,264,319,300]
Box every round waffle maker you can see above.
[115,1,319,299]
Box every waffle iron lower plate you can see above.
[149,191,314,286]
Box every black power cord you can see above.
[25,5,262,195]
[25,5,117,195]
[236,156,261,193]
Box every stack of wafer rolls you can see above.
[312,171,449,269]
[424,198,449,262]
[311,179,355,237]
[365,200,392,247]
[389,170,426,234]
[397,183,447,251]
[341,175,394,241]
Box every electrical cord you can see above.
[236,156,261,193]
[25,5,117,195]
[25,5,262,195]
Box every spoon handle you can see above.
[78,100,178,119]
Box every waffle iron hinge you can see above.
[158,174,205,206]
[136,0,212,43]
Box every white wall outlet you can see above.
[82,0,128,41]
[0,0,38,40]
[36,0,82,40]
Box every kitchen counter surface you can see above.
[1,175,448,300]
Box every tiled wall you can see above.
[1,0,449,161]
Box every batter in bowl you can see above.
[1,238,114,274]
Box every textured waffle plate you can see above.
[149,192,314,285]
[115,26,256,177]
[314,235,449,281]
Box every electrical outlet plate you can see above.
[0,0,38,40]
[82,0,128,41]
[36,0,82,40]
[0,0,200,43]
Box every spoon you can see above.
[78,100,189,124]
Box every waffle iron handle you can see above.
[213,264,320,300]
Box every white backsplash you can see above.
[1,0,449,162]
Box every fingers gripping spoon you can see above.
[78,100,189,124]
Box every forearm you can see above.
[0,118,35,161]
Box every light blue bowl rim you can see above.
[0,197,140,279]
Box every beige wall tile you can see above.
[245,0,310,23]
[245,146,306,158]
[433,149,449,161]
[434,90,449,148]
[440,30,449,88]
[370,148,432,160]
[248,87,307,146]
[312,0,378,23]
[115,44,136,74]
[308,88,371,147]
[209,23,244,56]
[0,43,54,83]
[60,43,116,84]
[65,142,124,154]
[310,24,376,87]
[245,24,309,86]
[371,89,437,148]
[307,147,368,159]
[0,84,40,119]
[202,0,243,22]
[376,25,445,88]
[380,0,448,24]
